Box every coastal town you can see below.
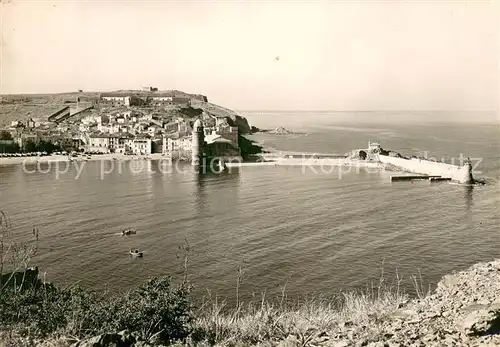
[0,88,245,161]
[0,90,478,185]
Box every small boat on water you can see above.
[121,228,137,236]
[129,249,143,257]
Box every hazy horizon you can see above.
[1,1,498,112]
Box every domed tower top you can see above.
[193,119,203,131]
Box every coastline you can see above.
[0,153,172,167]
[226,157,382,168]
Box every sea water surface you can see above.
[0,111,499,302]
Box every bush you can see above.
[0,276,193,344]
[75,277,193,344]
[0,284,67,337]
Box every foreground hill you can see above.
[0,259,498,346]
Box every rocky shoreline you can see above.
[300,259,500,347]
[3,259,495,347]
[385,259,500,347]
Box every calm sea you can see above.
[0,111,499,303]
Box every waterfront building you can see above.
[88,133,119,153]
[87,132,150,154]
[116,133,135,154]
[204,133,241,158]
[16,133,38,149]
[167,135,192,154]
[131,134,152,155]
[190,119,242,164]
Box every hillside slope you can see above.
[0,92,254,133]
[196,102,252,134]
[0,105,67,127]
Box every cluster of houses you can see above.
[92,89,207,108]
[1,89,241,159]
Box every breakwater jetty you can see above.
[225,141,477,185]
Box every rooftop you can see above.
[135,133,152,139]
[89,132,120,138]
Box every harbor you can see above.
[1,0,498,345]
[222,141,476,184]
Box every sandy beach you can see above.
[0,151,383,171]
[225,157,382,168]
[0,153,171,167]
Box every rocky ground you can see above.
[65,260,500,347]
[295,259,500,347]
[2,260,499,347]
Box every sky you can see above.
[1,0,498,111]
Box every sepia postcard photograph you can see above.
[0,0,499,346]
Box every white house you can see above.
[88,133,119,153]
[81,115,102,125]
[98,123,120,134]
[88,133,145,154]
[167,135,192,153]
[125,134,152,155]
